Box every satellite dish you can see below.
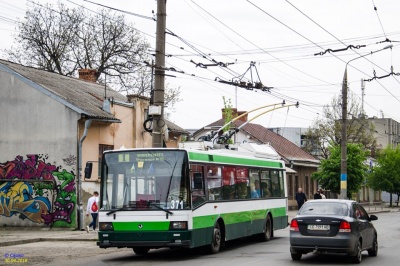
[162,125,169,142]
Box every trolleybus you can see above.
[92,142,288,254]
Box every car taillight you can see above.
[290,219,299,231]
[339,221,351,232]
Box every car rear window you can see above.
[299,202,349,216]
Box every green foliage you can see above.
[222,97,234,144]
[222,96,233,132]
[312,143,368,199]
[368,146,400,199]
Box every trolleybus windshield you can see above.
[101,150,190,211]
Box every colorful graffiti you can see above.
[0,154,76,227]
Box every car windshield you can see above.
[299,202,349,216]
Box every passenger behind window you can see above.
[223,185,236,200]
[261,182,271,198]
[251,180,261,198]
[237,182,249,199]
[272,183,280,197]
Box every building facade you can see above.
[0,60,188,228]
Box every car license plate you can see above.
[307,224,330,230]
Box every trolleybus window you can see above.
[207,166,221,200]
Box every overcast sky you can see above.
[1,0,399,131]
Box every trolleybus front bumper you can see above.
[97,230,192,249]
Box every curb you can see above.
[0,238,97,247]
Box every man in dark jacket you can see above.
[295,187,307,210]
[314,190,322,199]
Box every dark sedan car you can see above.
[290,199,378,263]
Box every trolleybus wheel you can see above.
[210,223,221,254]
[259,215,272,242]
[133,247,150,255]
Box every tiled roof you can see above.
[165,119,190,135]
[0,59,126,121]
[202,118,319,163]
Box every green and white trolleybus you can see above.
[94,142,288,254]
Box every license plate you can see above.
[307,224,330,230]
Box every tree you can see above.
[222,96,233,131]
[3,1,180,108]
[222,97,235,144]
[303,93,376,159]
[368,146,400,206]
[312,143,368,199]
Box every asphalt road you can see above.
[1,211,398,266]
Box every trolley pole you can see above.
[151,0,167,148]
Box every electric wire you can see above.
[371,0,387,39]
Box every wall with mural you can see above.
[0,154,76,228]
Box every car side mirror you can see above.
[369,214,378,221]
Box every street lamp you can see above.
[340,44,393,199]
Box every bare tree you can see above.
[4,1,180,108]
[303,92,376,159]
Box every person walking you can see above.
[86,191,99,233]
[295,188,307,210]
[314,190,322,199]
[320,189,326,199]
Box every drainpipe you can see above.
[78,119,92,230]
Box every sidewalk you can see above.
[0,207,397,248]
[0,228,98,247]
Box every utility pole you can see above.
[340,44,392,199]
[340,68,348,200]
[151,0,166,148]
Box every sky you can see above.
[0,0,399,131]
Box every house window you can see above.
[98,144,114,177]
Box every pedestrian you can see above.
[295,188,307,210]
[314,190,322,199]
[86,191,99,233]
[320,189,326,199]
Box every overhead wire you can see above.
[277,0,400,118]
[284,0,400,89]
[371,0,387,39]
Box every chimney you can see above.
[221,108,248,122]
[78,69,97,82]
[236,111,248,122]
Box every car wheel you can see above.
[133,247,150,255]
[259,215,272,242]
[351,240,362,264]
[210,223,221,254]
[368,236,378,257]
[291,252,302,261]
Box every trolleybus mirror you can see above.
[84,162,93,179]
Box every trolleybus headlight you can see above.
[99,222,114,231]
[170,221,187,230]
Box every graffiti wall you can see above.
[0,154,76,228]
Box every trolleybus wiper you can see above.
[106,206,136,216]
[145,200,174,219]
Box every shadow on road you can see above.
[100,236,284,263]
